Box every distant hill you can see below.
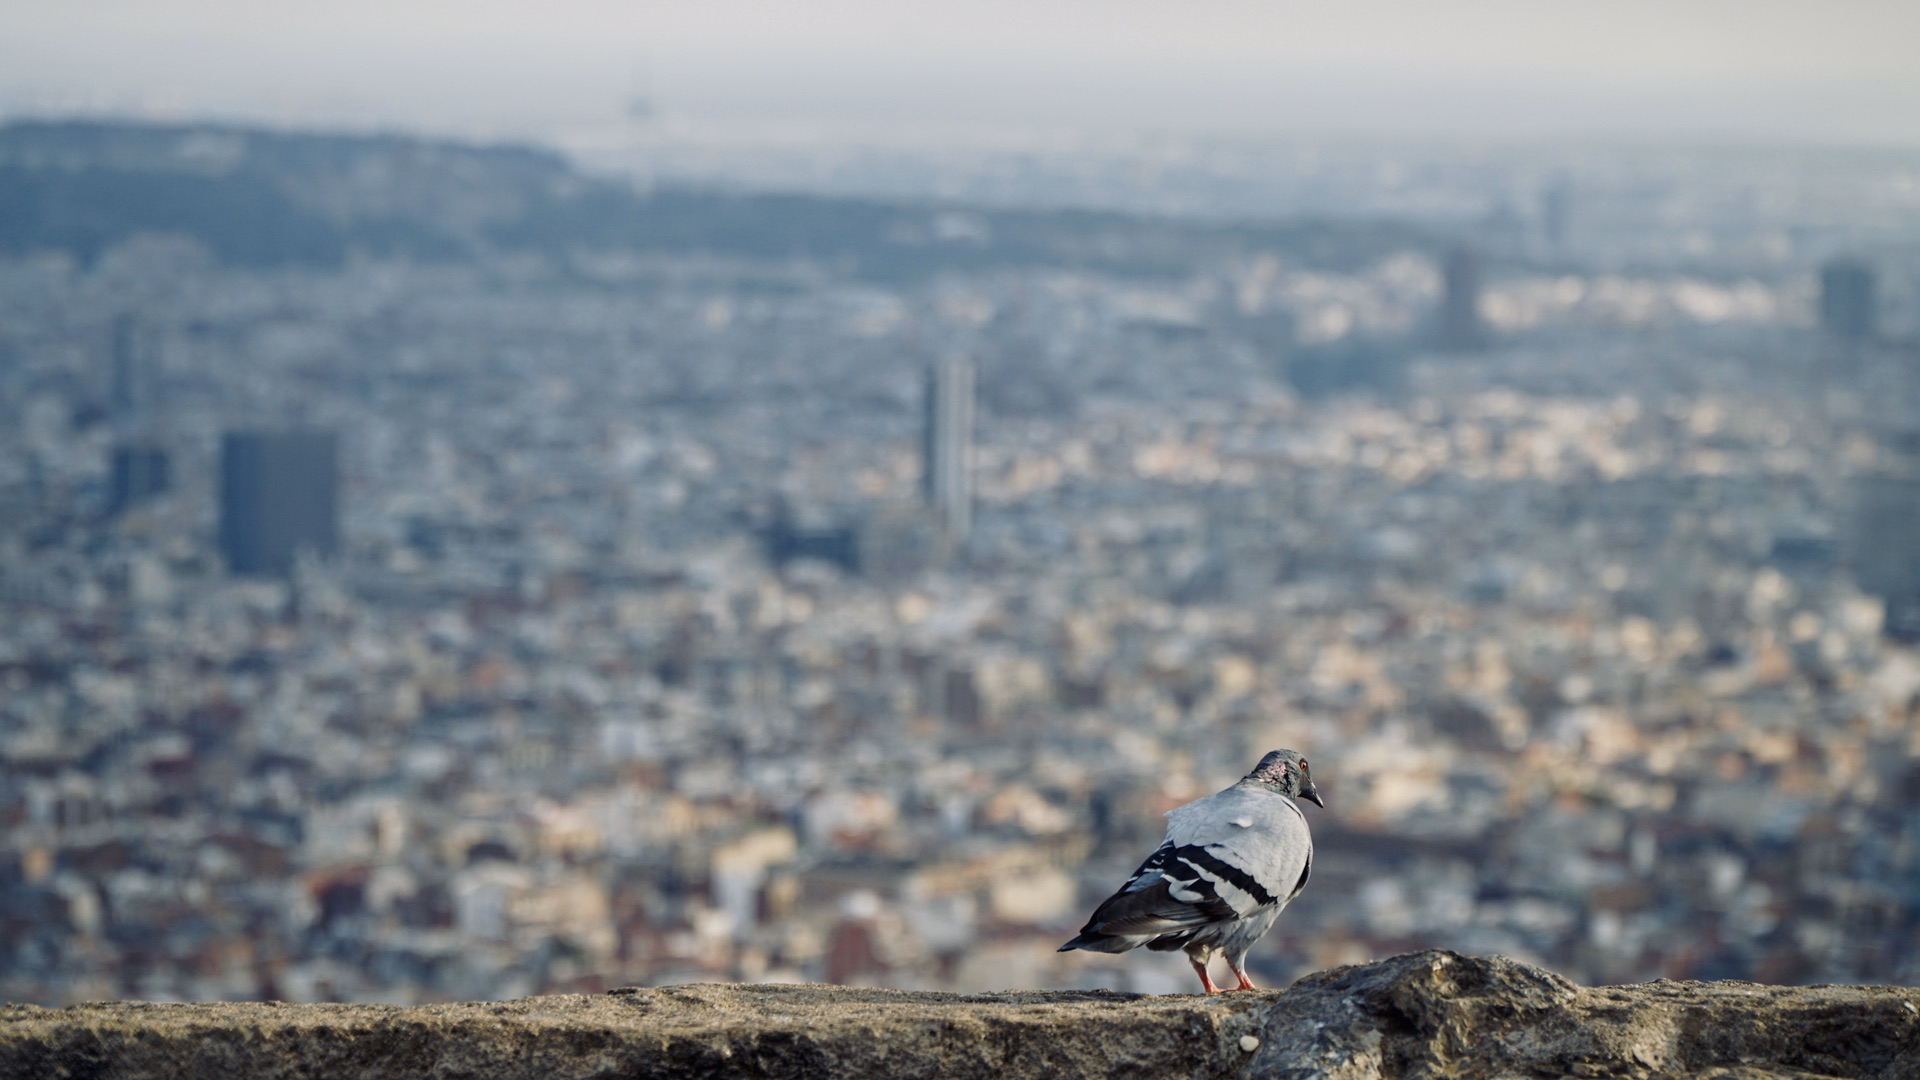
[0,119,1432,277]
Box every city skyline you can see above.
[2,117,1918,1006]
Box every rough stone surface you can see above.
[5,951,1919,1079]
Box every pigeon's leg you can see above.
[1225,954,1257,992]
[1189,956,1223,994]
[1185,943,1223,994]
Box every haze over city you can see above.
[5,1,1920,147]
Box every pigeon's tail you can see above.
[1057,931,1135,954]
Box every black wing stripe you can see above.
[1288,848,1311,902]
[1171,844,1275,907]
[1120,841,1175,891]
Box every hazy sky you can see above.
[4,1,1918,145]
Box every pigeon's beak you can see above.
[1300,782,1325,809]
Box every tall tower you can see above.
[110,314,150,418]
[1438,245,1485,350]
[923,355,975,545]
[220,430,340,577]
[1852,469,1920,641]
[1820,258,1877,340]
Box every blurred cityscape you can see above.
[3,120,1920,1005]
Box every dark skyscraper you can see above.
[762,499,861,574]
[109,442,170,515]
[1852,472,1920,641]
[1438,245,1485,349]
[220,430,339,577]
[1820,259,1878,340]
[923,354,975,544]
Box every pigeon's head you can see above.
[1247,749,1324,808]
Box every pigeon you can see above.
[1059,749,1322,993]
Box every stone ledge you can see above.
[5,951,1918,1079]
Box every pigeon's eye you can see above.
[1298,759,1309,772]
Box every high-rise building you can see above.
[1851,471,1920,641]
[220,430,339,577]
[923,355,975,544]
[1438,245,1485,349]
[108,442,170,515]
[110,314,150,417]
[1821,259,1878,340]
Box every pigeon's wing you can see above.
[1074,840,1239,938]
[1164,785,1314,912]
